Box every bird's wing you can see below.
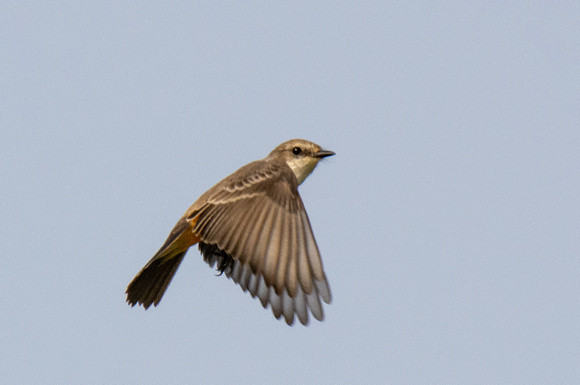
[187,159,331,325]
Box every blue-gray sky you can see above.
[1,2,579,384]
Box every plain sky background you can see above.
[1,2,579,384]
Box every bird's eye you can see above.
[292,147,302,155]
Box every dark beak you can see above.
[315,150,335,158]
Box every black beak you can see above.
[315,150,335,158]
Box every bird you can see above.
[126,139,334,325]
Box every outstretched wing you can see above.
[187,159,331,325]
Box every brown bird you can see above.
[126,139,334,325]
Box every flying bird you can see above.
[126,138,334,325]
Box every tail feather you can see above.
[126,251,187,309]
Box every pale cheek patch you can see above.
[288,159,318,185]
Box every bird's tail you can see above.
[126,216,200,309]
[125,251,187,309]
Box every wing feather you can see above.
[257,276,270,308]
[238,264,252,292]
[273,210,288,295]
[282,290,295,325]
[296,208,314,295]
[247,273,260,298]
[306,287,324,321]
[249,201,277,275]
[240,199,268,267]
[316,279,332,304]
[231,259,243,283]
[262,208,282,287]
[284,213,298,297]
[294,285,309,325]
[269,288,283,320]
[300,210,325,281]
[194,158,331,325]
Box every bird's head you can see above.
[268,139,335,185]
